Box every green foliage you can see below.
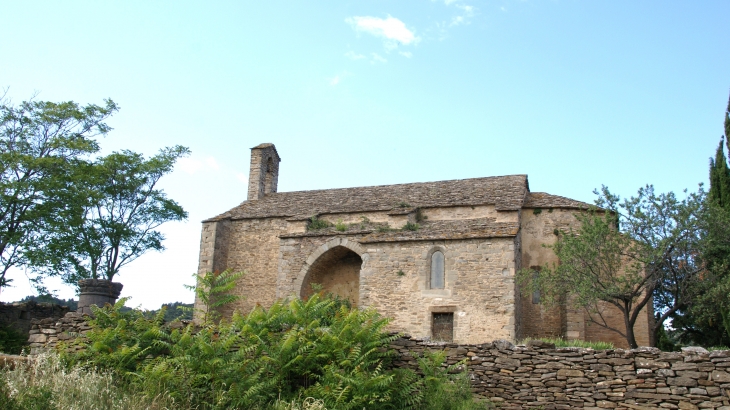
[674,95,730,347]
[335,219,347,232]
[186,269,244,324]
[416,351,492,410]
[518,185,706,348]
[60,292,485,409]
[0,323,29,354]
[19,294,78,310]
[307,216,332,231]
[532,208,542,215]
[519,337,613,350]
[397,270,405,276]
[0,97,118,290]
[34,146,189,284]
[1,352,164,410]
[397,202,411,208]
[377,224,394,233]
[402,222,420,231]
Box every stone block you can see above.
[711,371,730,383]
[557,369,584,377]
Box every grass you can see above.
[520,337,614,350]
[307,216,332,231]
[0,353,171,410]
[708,346,730,351]
[0,353,339,410]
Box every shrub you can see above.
[402,222,420,231]
[0,323,29,354]
[307,216,332,231]
[61,292,488,409]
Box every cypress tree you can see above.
[709,94,730,209]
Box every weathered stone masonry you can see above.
[195,143,653,347]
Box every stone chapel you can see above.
[195,143,652,347]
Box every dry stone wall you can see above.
[27,311,90,355]
[391,336,730,409]
[0,301,69,340]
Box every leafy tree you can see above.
[677,94,730,346]
[518,186,705,348]
[33,146,189,285]
[0,96,118,289]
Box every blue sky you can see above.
[1,1,729,308]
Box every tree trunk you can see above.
[623,309,639,349]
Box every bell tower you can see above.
[247,143,281,200]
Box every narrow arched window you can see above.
[430,251,445,289]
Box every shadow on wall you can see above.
[301,246,362,307]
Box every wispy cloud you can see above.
[399,51,412,58]
[450,4,475,26]
[345,15,420,51]
[370,53,387,64]
[329,71,351,86]
[344,50,366,60]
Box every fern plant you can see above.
[185,269,244,324]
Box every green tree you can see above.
[0,96,118,289]
[678,93,730,346]
[33,146,189,285]
[518,186,705,348]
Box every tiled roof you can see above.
[523,192,593,210]
[207,175,530,221]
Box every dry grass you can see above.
[1,352,174,410]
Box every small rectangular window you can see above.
[432,313,454,342]
[532,270,541,304]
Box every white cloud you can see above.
[370,53,387,64]
[329,71,351,85]
[344,50,366,60]
[398,51,412,58]
[345,15,420,50]
[450,4,475,26]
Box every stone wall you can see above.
[0,301,69,339]
[276,231,520,344]
[27,311,90,355]
[391,336,730,409]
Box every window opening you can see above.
[432,312,454,342]
[430,251,445,289]
[532,270,541,304]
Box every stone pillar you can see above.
[247,143,281,201]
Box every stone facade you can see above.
[195,143,652,346]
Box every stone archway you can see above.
[298,239,365,307]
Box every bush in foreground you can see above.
[58,293,489,409]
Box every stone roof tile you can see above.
[523,192,593,210]
[208,175,530,221]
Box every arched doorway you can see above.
[301,245,362,307]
